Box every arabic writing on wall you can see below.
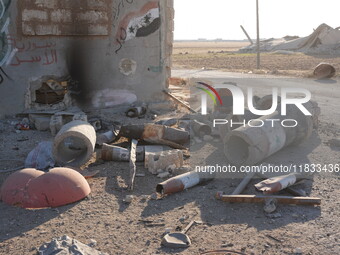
[8,36,58,66]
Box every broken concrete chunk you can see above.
[25,141,55,171]
[126,106,147,118]
[264,199,277,213]
[157,172,171,178]
[29,114,51,131]
[50,115,64,136]
[38,235,107,255]
[49,111,88,136]
[147,150,183,175]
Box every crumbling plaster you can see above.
[0,0,174,117]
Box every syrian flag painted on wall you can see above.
[116,1,160,42]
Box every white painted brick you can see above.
[77,11,108,23]
[87,0,107,9]
[35,0,57,8]
[88,24,108,35]
[22,23,35,35]
[35,24,60,35]
[22,9,48,22]
[168,20,174,31]
[51,9,72,23]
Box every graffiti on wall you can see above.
[115,1,160,54]
[8,36,58,66]
[0,0,13,83]
[113,0,134,28]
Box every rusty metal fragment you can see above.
[254,173,302,194]
[128,139,138,191]
[215,193,321,206]
[119,124,189,149]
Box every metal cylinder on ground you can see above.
[53,120,96,167]
[119,124,189,146]
[156,171,212,195]
[101,143,144,162]
[191,119,211,137]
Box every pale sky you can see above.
[174,0,340,40]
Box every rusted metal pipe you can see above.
[119,124,189,149]
[101,143,144,162]
[215,193,321,206]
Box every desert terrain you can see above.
[172,41,340,78]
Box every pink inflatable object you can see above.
[0,168,91,208]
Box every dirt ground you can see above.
[172,41,340,78]
[0,87,340,255]
[0,41,339,255]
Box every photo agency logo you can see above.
[195,82,312,128]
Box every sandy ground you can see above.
[0,42,339,254]
[172,41,340,78]
[0,73,340,254]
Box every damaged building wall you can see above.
[0,0,174,117]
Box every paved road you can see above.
[172,69,340,124]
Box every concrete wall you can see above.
[0,0,174,117]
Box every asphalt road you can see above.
[172,69,340,124]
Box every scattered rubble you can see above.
[0,74,331,254]
[240,23,340,55]
[38,235,107,255]
[126,106,147,118]
[24,141,55,171]
[147,149,183,175]
[263,199,277,214]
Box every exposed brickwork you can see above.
[19,0,110,36]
